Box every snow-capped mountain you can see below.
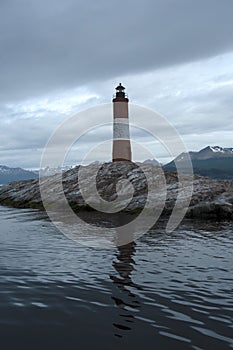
[164,146,233,180]
[0,165,38,184]
[173,146,233,163]
[39,165,74,177]
[209,146,233,154]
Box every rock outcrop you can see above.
[0,162,232,220]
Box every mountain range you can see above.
[0,165,38,185]
[0,146,232,184]
[164,146,233,180]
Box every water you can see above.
[0,206,232,350]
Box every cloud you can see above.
[1,0,233,102]
[1,51,233,168]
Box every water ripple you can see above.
[0,206,232,349]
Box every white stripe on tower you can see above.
[113,118,130,140]
[112,83,132,162]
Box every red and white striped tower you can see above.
[112,83,132,162]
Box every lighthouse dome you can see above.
[115,83,125,91]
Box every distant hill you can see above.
[0,165,38,184]
[164,146,233,180]
[143,159,160,166]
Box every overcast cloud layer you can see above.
[0,0,233,168]
[1,0,233,102]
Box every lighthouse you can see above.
[112,83,132,162]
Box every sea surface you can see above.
[0,206,232,350]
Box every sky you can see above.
[0,0,233,169]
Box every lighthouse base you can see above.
[113,158,132,162]
[112,140,132,162]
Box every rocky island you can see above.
[0,162,232,221]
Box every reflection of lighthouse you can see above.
[112,84,132,162]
